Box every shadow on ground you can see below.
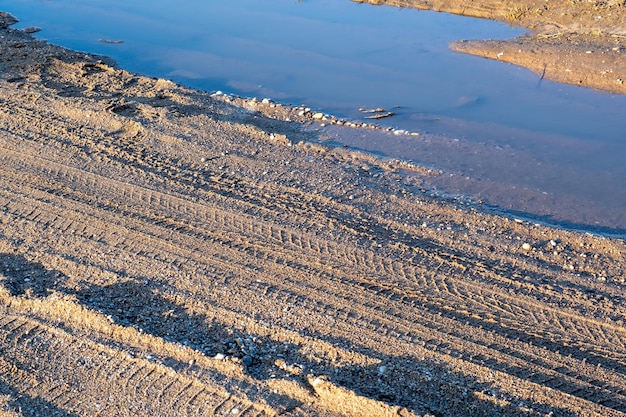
[0,252,596,416]
[0,380,79,417]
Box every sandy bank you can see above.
[356,0,626,94]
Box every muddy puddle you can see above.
[3,0,626,234]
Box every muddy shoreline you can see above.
[5,4,626,233]
[1,10,626,417]
[356,0,626,94]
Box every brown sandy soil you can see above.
[2,11,626,417]
[355,0,626,94]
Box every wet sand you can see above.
[1,11,626,417]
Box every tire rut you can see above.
[0,315,275,417]
[1,152,625,411]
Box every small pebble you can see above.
[242,355,253,367]
[214,353,226,360]
[522,243,532,251]
[311,377,324,387]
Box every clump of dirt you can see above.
[0,11,18,28]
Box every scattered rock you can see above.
[242,355,253,367]
[268,133,291,146]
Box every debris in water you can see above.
[99,39,124,44]
[359,107,387,113]
[364,111,395,120]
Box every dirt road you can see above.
[1,12,626,417]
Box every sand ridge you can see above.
[0,11,626,417]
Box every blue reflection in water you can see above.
[4,0,624,141]
[2,0,626,232]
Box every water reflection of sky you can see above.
[2,0,626,232]
[5,1,521,104]
[4,1,625,139]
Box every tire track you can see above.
[0,315,276,417]
[0,137,610,324]
[2,156,625,405]
[2,170,620,386]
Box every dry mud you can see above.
[356,0,626,94]
[1,11,626,417]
